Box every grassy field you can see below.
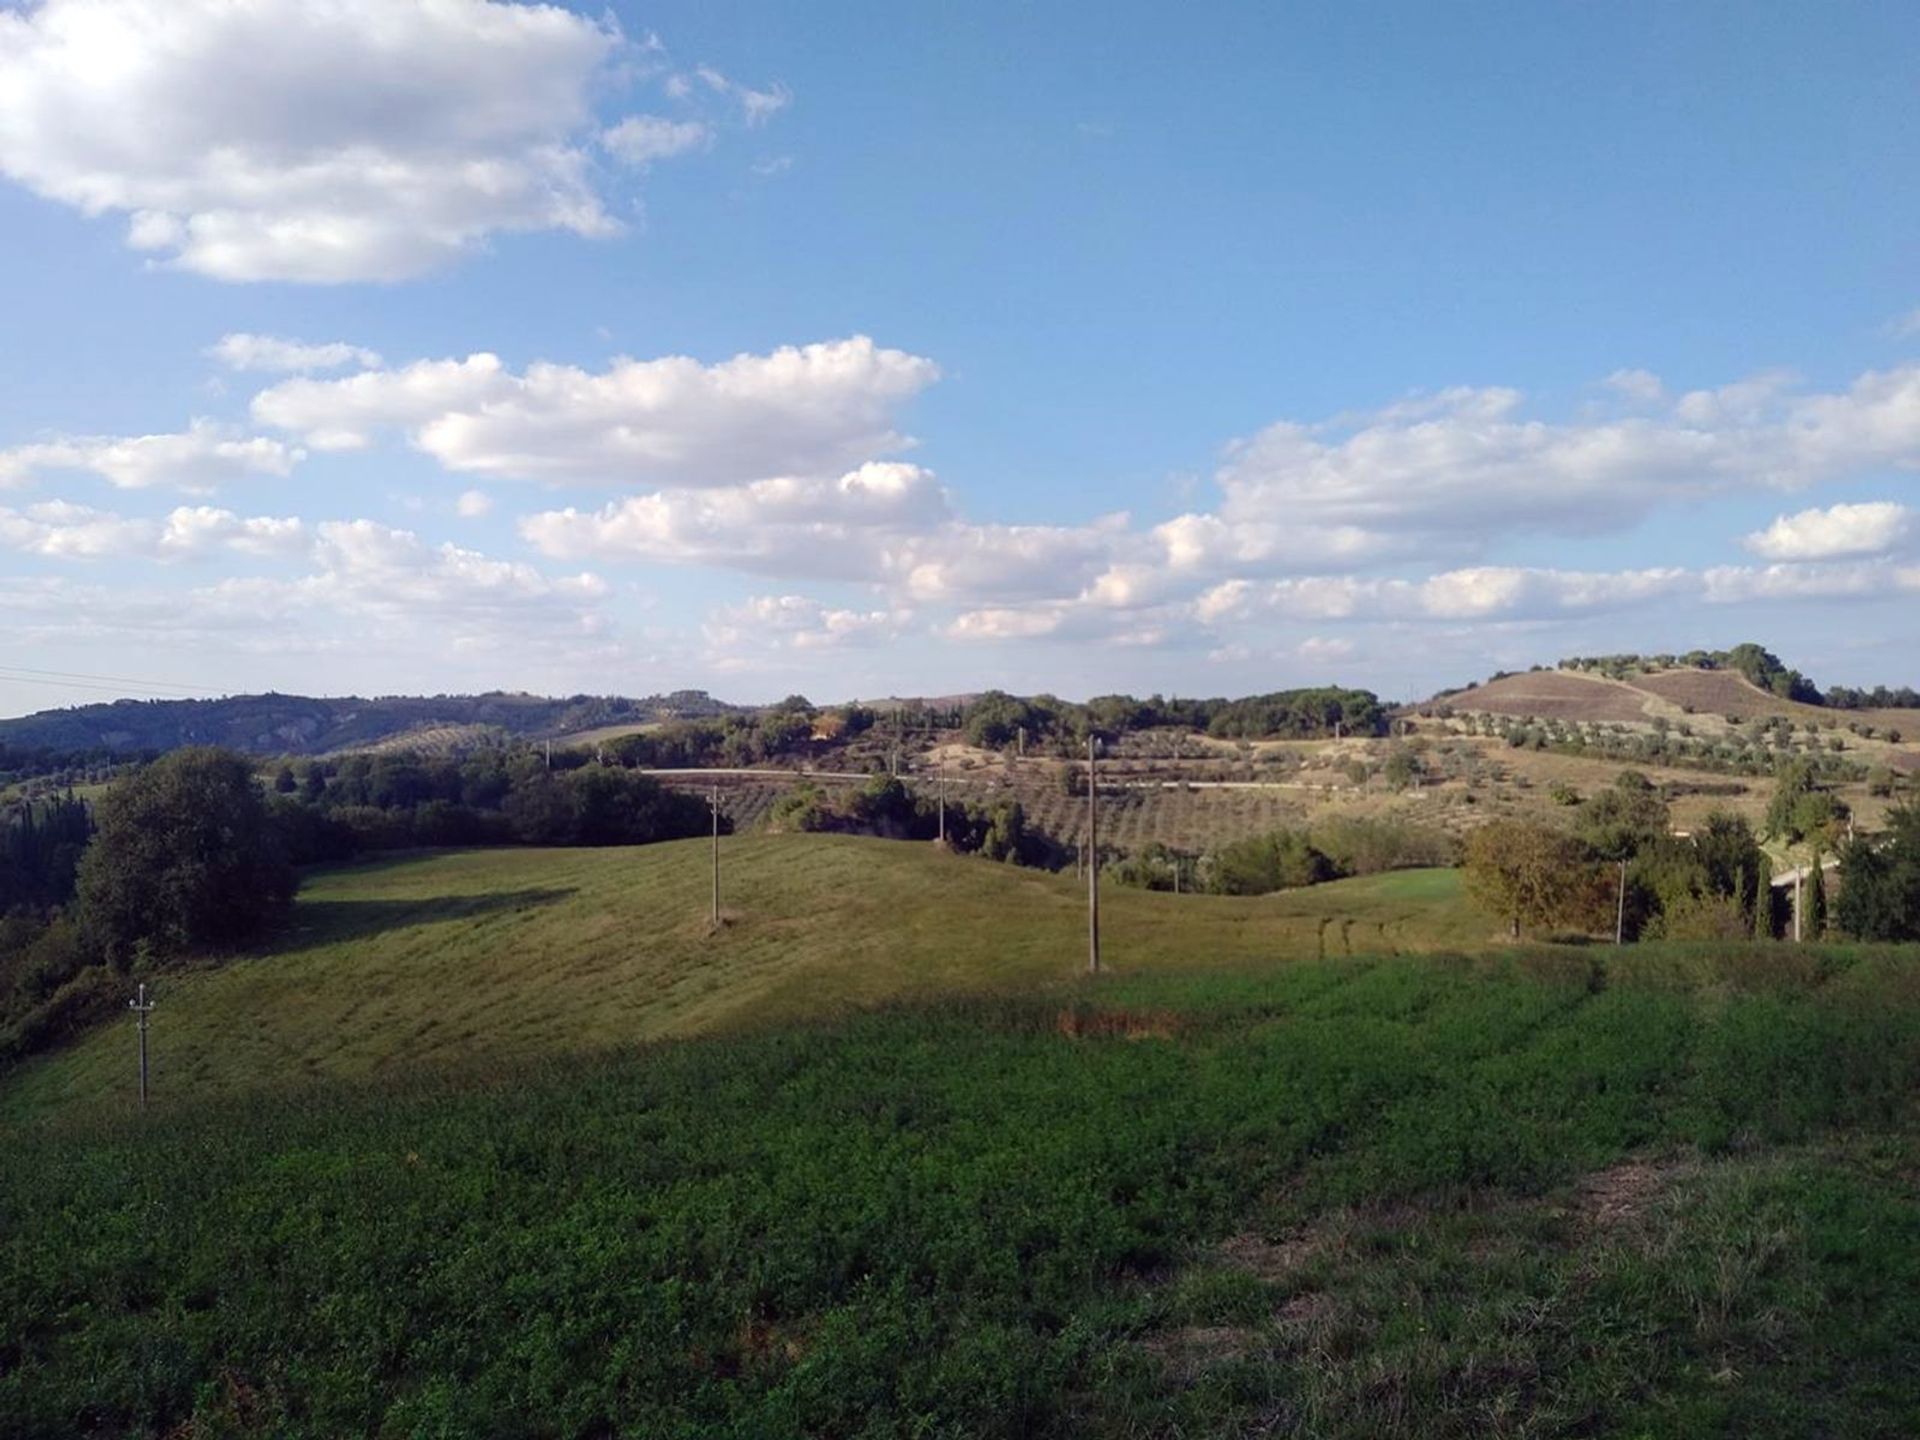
[5,950,1920,1438]
[0,837,1487,1127]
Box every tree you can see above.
[1463,820,1612,939]
[1806,845,1828,939]
[1836,803,1920,941]
[74,748,295,965]
[1765,759,1849,844]
[1574,772,1669,858]
[1208,830,1335,895]
[1574,773,1670,943]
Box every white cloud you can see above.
[0,419,301,491]
[1603,368,1666,405]
[0,521,613,663]
[209,334,382,374]
[0,0,653,282]
[892,517,1130,604]
[601,115,710,167]
[456,489,496,519]
[1192,566,1694,628]
[693,66,791,126]
[1742,501,1912,561]
[944,607,1067,642]
[522,462,950,574]
[1214,366,1920,542]
[0,500,305,559]
[1702,559,1920,604]
[253,337,939,484]
[705,594,908,653]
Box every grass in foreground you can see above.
[0,836,1483,1126]
[4,952,1919,1438]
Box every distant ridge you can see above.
[0,690,743,757]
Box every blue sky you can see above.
[1,0,1917,717]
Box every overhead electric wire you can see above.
[0,663,223,699]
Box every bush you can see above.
[1209,830,1335,895]
[1307,816,1459,876]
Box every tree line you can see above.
[1464,765,1920,943]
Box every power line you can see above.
[0,663,219,699]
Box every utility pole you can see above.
[938,763,947,845]
[1793,867,1804,943]
[710,786,721,931]
[129,982,155,1107]
[1614,858,1627,946]
[1087,735,1101,974]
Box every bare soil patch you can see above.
[1631,670,1799,721]
[1217,1229,1320,1282]
[1574,1156,1688,1230]
[1054,1006,1183,1041]
[1450,672,1653,725]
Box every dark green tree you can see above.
[1836,803,1920,940]
[74,748,295,965]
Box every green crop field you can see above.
[0,838,1486,1127]
[5,837,1919,1438]
[6,949,1920,1437]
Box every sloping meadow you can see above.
[4,948,1919,1438]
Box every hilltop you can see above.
[1430,662,1918,776]
[0,688,742,757]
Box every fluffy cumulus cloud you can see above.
[1742,501,1912,561]
[601,115,710,168]
[1701,559,1920,605]
[0,420,300,491]
[0,0,782,282]
[253,337,939,485]
[522,462,951,575]
[1209,367,1920,541]
[298,520,606,637]
[2,520,613,665]
[0,499,312,562]
[209,334,382,374]
[705,594,908,657]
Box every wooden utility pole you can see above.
[937,763,947,844]
[1614,859,1627,946]
[710,786,721,930]
[129,982,155,1107]
[1087,735,1101,974]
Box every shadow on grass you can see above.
[269,888,578,957]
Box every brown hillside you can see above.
[1631,669,1805,720]
[1444,670,1653,724]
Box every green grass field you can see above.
[6,953,1920,1438]
[6,838,1919,1437]
[0,837,1485,1126]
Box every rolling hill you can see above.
[1440,666,1919,767]
[0,689,742,757]
[0,836,1482,1126]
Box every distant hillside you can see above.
[0,689,742,757]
